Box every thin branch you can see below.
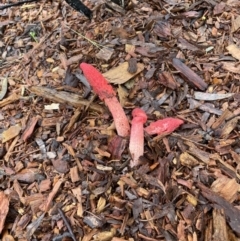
[0,0,40,10]
[0,0,92,19]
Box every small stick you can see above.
[0,0,39,10]
[0,0,92,19]
[172,58,208,91]
[58,207,77,241]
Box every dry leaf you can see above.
[117,85,128,106]
[186,194,198,206]
[231,15,240,33]
[221,62,240,73]
[2,124,21,143]
[103,62,144,84]
[226,44,240,61]
[97,197,106,213]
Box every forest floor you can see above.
[1,0,240,240]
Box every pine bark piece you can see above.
[197,182,240,235]
[158,71,180,90]
[22,116,40,142]
[0,92,19,108]
[212,208,228,241]
[127,58,138,74]
[108,136,127,160]
[172,58,208,91]
[28,86,104,113]
[70,166,81,183]
[0,192,9,234]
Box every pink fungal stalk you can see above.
[145,118,183,135]
[129,108,147,167]
[80,63,130,137]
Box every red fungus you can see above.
[145,118,183,135]
[80,63,130,137]
[129,108,147,167]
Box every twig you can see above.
[0,0,39,10]
[58,208,77,241]
[0,0,92,19]
[66,26,105,49]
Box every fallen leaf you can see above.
[117,85,128,106]
[97,197,106,213]
[226,44,240,61]
[103,62,144,84]
[231,15,240,33]
[2,124,21,143]
[222,62,240,73]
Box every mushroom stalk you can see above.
[80,63,130,137]
[129,108,147,167]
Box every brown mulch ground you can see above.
[1,0,240,240]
